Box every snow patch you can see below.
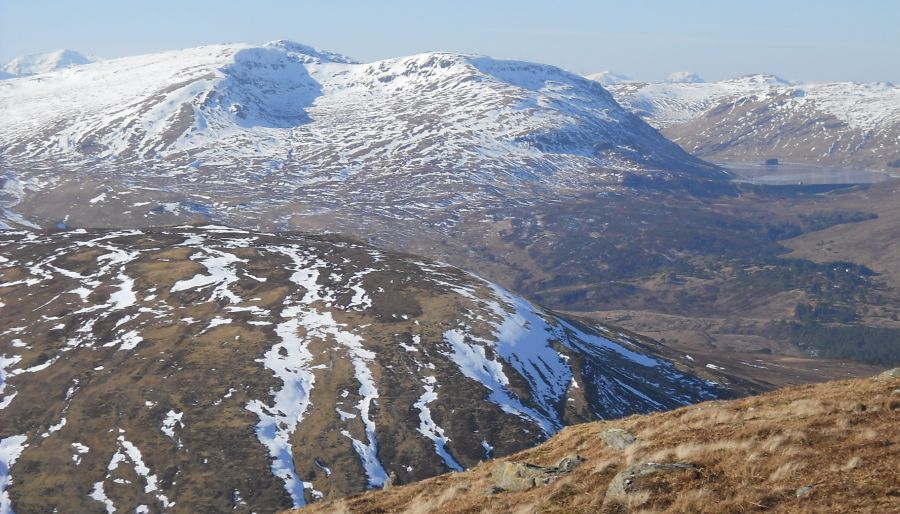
[413,376,463,471]
[161,410,184,443]
[0,435,28,514]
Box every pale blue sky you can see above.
[1,0,898,82]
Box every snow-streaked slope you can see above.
[0,40,721,230]
[609,75,900,171]
[1,49,94,77]
[0,226,725,512]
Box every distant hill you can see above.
[583,70,632,86]
[665,71,704,83]
[607,75,900,172]
[1,49,93,77]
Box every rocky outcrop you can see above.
[599,428,636,450]
[603,462,701,507]
[490,455,584,492]
[878,367,900,380]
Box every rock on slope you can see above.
[0,49,94,77]
[605,75,900,172]
[0,226,723,513]
[295,370,900,514]
[0,40,722,231]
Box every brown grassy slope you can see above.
[784,180,900,299]
[293,371,900,514]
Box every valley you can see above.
[436,180,900,385]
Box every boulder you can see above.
[878,368,900,380]
[600,428,637,450]
[604,462,700,505]
[556,454,585,472]
[382,471,398,490]
[491,461,558,491]
[796,484,814,498]
[491,455,584,492]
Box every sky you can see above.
[1,0,898,83]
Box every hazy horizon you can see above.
[1,0,899,83]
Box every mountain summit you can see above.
[1,49,94,77]
[584,70,633,86]
[664,71,704,84]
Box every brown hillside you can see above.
[294,370,900,513]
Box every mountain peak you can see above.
[1,49,93,77]
[585,70,633,86]
[665,71,704,83]
[261,39,356,64]
[727,73,790,86]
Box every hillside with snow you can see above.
[0,49,94,77]
[605,75,900,171]
[0,40,722,231]
[0,226,724,512]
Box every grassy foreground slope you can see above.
[294,370,900,513]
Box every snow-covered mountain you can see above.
[607,74,791,127]
[584,70,632,85]
[0,226,724,512]
[0,49,94,77]
[0,40,722,231]
[608,75,900,172]
[664,71,704,84]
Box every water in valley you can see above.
[721,161,898,185]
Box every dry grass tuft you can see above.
[787,398,826,417]
[841,456,862,471]
[768,461,804,481]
